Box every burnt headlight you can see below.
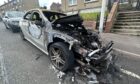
[91,42,99,49]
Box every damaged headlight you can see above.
[91,42,99,49]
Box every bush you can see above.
[80,12,99,21]
[80,12,108,21]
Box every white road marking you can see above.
[114,48,140,57]
[121,68,140,80]
[114,48,140,79]
[0,46,9,84]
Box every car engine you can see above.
[53,14,101,50]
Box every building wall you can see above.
[22,0,39,11]
[0,0,39,15]
[61,0,102,14]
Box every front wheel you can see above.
[49,42,75,72]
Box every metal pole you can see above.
[99,0,107,33]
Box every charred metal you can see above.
[53,14,101,49]
[50,14,121,84]
[20,9,122,84]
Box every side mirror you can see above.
[5,16,9,19]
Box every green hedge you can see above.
[80,12,99,21]
[80,12,108,21]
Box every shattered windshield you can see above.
[42,11,66,22]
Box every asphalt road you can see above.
[0,22,140,84]
[0,22,59,84]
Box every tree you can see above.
[40,6,47,9]
[128,0,133,7]
[43,6,47,9]
[50,2,62,12]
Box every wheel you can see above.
[11,27,18,33]
[49,42,75,72]
[20,29,26,40]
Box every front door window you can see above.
[29,12,42,39]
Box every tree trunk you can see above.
[128,0,133,7]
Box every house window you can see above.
[120,0,128,3]
[85,0,97,3]
[68,0,77,6]
[17,0,19,2]
[13,0,17,5]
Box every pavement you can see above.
[101,33,140,55]
[0,21,139,84]
[101,33,140,84]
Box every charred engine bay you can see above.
[51,14,122,84]
[52,14,101,50]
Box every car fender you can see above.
[46,32,78,51]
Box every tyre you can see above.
[20,29,26,40]
[11,27,18,33]
[49,42,75,72]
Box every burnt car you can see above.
[20,9,121,83]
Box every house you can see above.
[61,0,140,35]
[61,0,138,14]
[105,0,140,35]
[0,0,39,15]
[61,0,103,14]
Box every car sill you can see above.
[25,37,49,55]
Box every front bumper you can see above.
[9,23,20,30]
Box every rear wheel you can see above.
[11,27,19,33]
[49,42,75,72]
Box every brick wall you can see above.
[83,21,96,30]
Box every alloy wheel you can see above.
[50,47,65,69]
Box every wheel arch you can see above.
[47,37,69,52]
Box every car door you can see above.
[27,11,45,49]
[20,11,32,39]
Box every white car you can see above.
[3,11,24,33]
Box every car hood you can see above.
[53,14,83,25]
[9,17,22,21]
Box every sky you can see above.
[0,0,61,9]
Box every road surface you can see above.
[0,22,140,84]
